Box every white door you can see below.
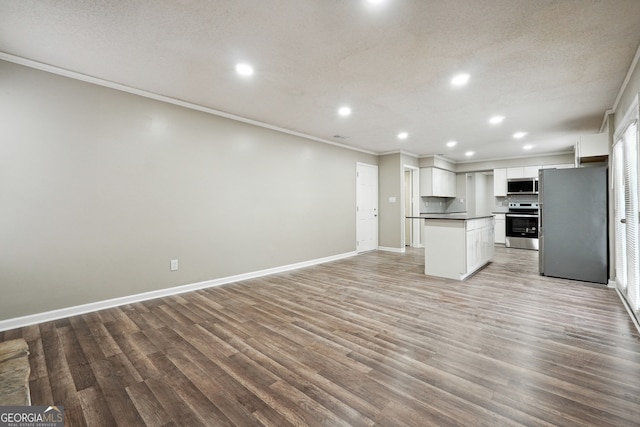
[356,162,378,253]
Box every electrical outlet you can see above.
[425,201,429,207]
[170,259,179,271]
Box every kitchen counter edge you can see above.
[407,214,495,220]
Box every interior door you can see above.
[356,163,378,253]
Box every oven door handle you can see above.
[506,214,539,217]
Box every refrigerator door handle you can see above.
[621,218,627,224]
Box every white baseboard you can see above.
[378,246,406,253]
[0,251,357,332]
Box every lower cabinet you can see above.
[465,218,496,274]
[424,216,495,280]
[494,214,505,244]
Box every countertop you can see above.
[407,213,495,220]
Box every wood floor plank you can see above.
[126,381,174,427]
[3,246,640,426]
[77,386,117,427]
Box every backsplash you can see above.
[421,197,466,214]
[422,193,539,214]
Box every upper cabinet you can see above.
[493,168,507,197]
[420,167,456,197]
[575,133,609,165]
[506,166,540,179]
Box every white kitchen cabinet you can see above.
[466,217,495,274]
[423,216,495,280]
[542,163,574,169]
[507,166,540,179]
[493,168,507,196]
[494,214,505,244]
[420,167,456,197]
[506,167,524,179]
[523,166,540,178]
[575,133,608,163]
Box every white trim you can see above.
[615,287,640,336]
[600,42,640,133]
[0,53,377,156]
[378,246,406,253]
[607,279,617,289]
[611,42,640,116]
[599,109,614,134]
[613,94,639,141]
[379,149,420,158]
[402,165,421,248]
[0,251,357,332]
[452,150,574,164]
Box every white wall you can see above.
[0,60,377,321]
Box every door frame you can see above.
[402,165,421,247]
[613,94,640,332]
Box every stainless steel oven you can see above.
[505,202,539,250]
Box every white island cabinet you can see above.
[422,215,495,280]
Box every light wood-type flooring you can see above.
[1,246,640,426]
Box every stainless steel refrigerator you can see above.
[539,167,608,284]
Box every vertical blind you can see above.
[614,121,640,317]
[614,141,627,292]
[621,121,640,314]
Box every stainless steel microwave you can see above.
[507,178,538,194]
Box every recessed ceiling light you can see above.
[489,115,505,125]
[465,151,475,157]
[338,106,352,116]
[235,63,254,76]
[513,131,528,139]
[446,140,457,147]
[451,73,470,86]
[398,132,408,140]
[523,144,534,150]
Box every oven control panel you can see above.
[509,202,539,210]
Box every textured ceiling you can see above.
[1,0,640,162]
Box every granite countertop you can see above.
[407,213,495,220]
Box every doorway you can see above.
[403,165,420,247]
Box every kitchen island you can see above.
[408,214,495,280]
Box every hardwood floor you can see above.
[2,246,640,426]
